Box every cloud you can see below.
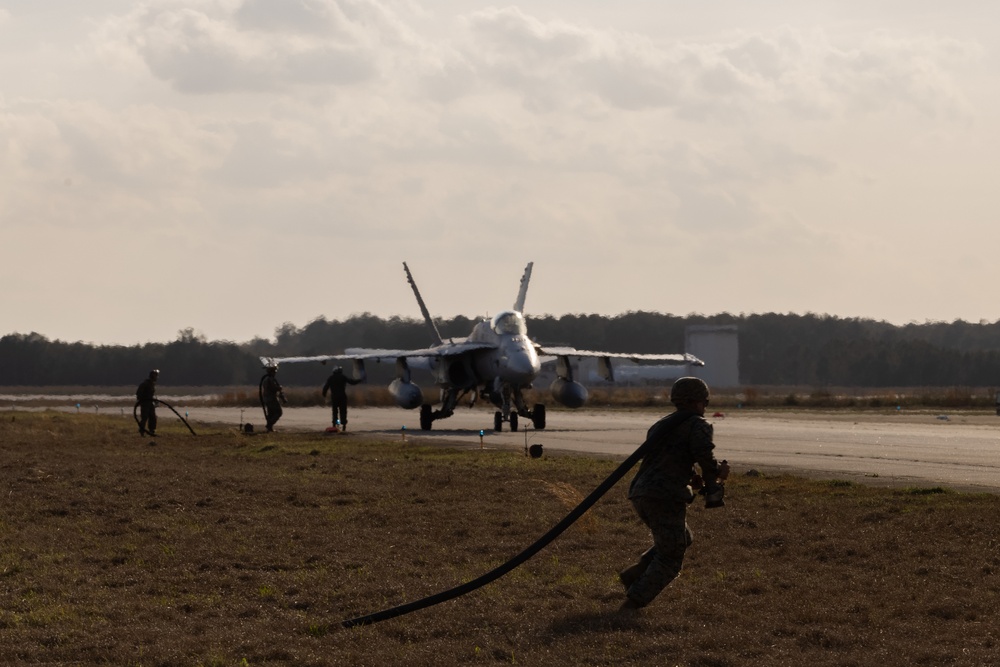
[7,5,990,264]
[460,7,681,112]
[466,7,596,62]
[449,12,979,123]
[821,32,980,120]
[95,2,982,131]
[9,4,971,254]
[104,0,421,93]
[1,98,227,232]
[234,0,356,35]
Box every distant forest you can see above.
[4,312,1000,388]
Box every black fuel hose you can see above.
[339,417,684,628]
[132,398,197,436]
[340,411,697,628]
[259,374,269,424]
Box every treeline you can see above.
[1,329,256,387]
[3,313,1000,388]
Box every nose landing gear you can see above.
[494,403,545,432]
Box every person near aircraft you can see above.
[618,376,729,610]
[322,366,360,431]
[261,365,287,432]
[136,369,159,436]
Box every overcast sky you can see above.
[3,0,998,345]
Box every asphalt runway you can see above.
[180,405,1000,492]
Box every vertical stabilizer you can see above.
[513,262,533,313]
[403,262,444,345]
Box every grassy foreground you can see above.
[1,412,998,666]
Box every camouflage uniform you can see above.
[623,409,722,607]
[261,372,285,432]
[136,374,158,436]
[322,368,360,429]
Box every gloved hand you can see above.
[689,473,704,491]
[704,481,725,508]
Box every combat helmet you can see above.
[670,377,710,404]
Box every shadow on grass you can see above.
[547,608,644,635]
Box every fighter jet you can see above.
[260,262,703,431]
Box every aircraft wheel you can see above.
[531,404,546,429]
[494,411,503,432]
[420,404,433,431]
[510,412,519,432]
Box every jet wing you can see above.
[260,341,496,367]
[345,341,496,360]
[535,345,704,366]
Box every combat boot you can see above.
[618,563,645,589]
[619,596,644,612]
[619,549,654,589]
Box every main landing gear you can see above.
[417,385,546,433]
[419,385,473,431]
[419,404,435,430]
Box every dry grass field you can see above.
[1,411,998,666]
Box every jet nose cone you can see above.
[499,337,541,381]
[505,350,540,379]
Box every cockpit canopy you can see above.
[491,310,527,336]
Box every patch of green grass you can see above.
[904,486,950,495]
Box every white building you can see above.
[686,325,740,389]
